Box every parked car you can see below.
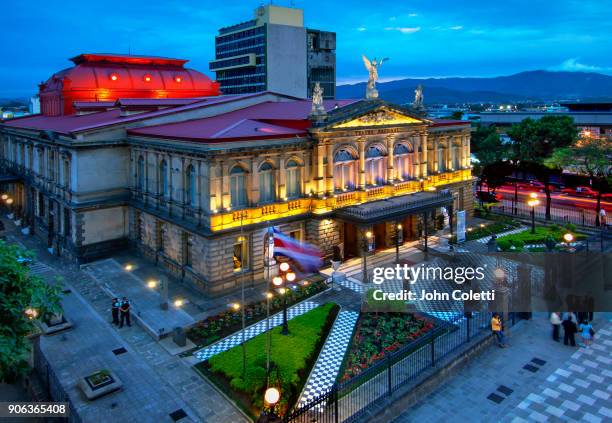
[562,186,598,197]
[475,191,502,202]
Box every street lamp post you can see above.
[274,262,292,335]
[527,193,539,234]
[395,223,402,263]
[362,230,372,283]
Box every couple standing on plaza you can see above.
[111,297,132,328]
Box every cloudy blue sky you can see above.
[2,0,611,97]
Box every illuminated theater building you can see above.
[0,54,473,295]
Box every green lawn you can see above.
[496,223,585,251]
[199,302,339,418]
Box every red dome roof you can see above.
[40,53,220,116]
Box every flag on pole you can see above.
[271,228,322,272]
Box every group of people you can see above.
[550,312,595,348]
[111,297,132,328]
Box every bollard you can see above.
[172,326,187,347]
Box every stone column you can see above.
[316,143,325,195]
[412,136,420,179]
[326,143,334,194]
[420,132,428,178]
[358,138,366,189]
[279,155,286,200]
[386,135,395,183]
[221,161,230,210]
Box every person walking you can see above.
[578,319,594,348]
[491,313,507,348]
[111,297,120,325]
[550,312,562,342]
[119,297,132,328]
[562,314,577,346]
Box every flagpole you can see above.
[240,212,246,377]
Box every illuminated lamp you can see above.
[272,276,283,286]
[264,387,280,405]
[563,233,574,243]
[109,73,119,81]
[143,74,152,82]
[279,262,290,272]
[286,272,296,282]
[174,75,183,83]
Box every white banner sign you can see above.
[457,210,466,243]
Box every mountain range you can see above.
[336,71,612,104]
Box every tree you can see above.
[546,136,612,226]
[0,241,62,382]
[507,116,577,220]
[471,124,507,169]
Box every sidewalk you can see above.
[2,217,247,423]
[391,312,612,423]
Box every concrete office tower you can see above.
[209,4,336,99]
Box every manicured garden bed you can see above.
[187,276,327,347]
[451,215,521,243]
[496,223,585,252]
[339,312,435,382]
[197,302,339,419]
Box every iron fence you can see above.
[490,200,600,227]
[32,338,82,423]
[284,311,515,423]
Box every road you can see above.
[484,184,612,213]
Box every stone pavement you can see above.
[2,217,247,423]
[391,312,612,423]
[82,258,195,337]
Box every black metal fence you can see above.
[32,337,82,423]
[283,311,514,423]
[491,200,600,227]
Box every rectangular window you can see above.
[63,208,71,238]
[289,230,302,241]
[233,236,249,272]
[183,232,192,267]
[38,192,45,217]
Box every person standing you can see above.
[562,315,577,346]
[550,312,562,342]
[119,297,131,328]
[111,297,120,325]
[578,319,594,348]
[491,313,507,348]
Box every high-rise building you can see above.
[209,4,336,99]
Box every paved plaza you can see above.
[391,313,612,423]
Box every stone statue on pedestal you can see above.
[413,84,424,109]
[311,82,326,116]
[362,55,389,100]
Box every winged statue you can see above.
[362,55,389,99]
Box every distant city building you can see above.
[209,4,336,99]
[480,102,612,138]
[29,95,40,114]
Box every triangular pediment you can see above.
[328,104,429,129]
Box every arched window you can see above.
[137,156,145,191]
[259,162,276,203]
[230,165,248,208]
[365,146,385,186]
[393,143,413,180]
[334,148,357,191]
[159,160,169,197]
[286,160,301,199]
[185,164,196,205]
[452,146,460,170]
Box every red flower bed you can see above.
[340,313,434,381]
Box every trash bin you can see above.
[172,327,186,347]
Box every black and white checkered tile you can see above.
[193,301,319,362]
[297,310,359,407]
[333,276,366,294]
[477,227,528,243]
[505,318,612,423]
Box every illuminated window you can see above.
[233,236,249,272]
[230,165,248,208]
[259,162,276,203]
[365,146,385,186]
[334,149,357,191]
[286,160,301,199]
[394,143,413,180]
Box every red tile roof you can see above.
[127,100,357,142]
